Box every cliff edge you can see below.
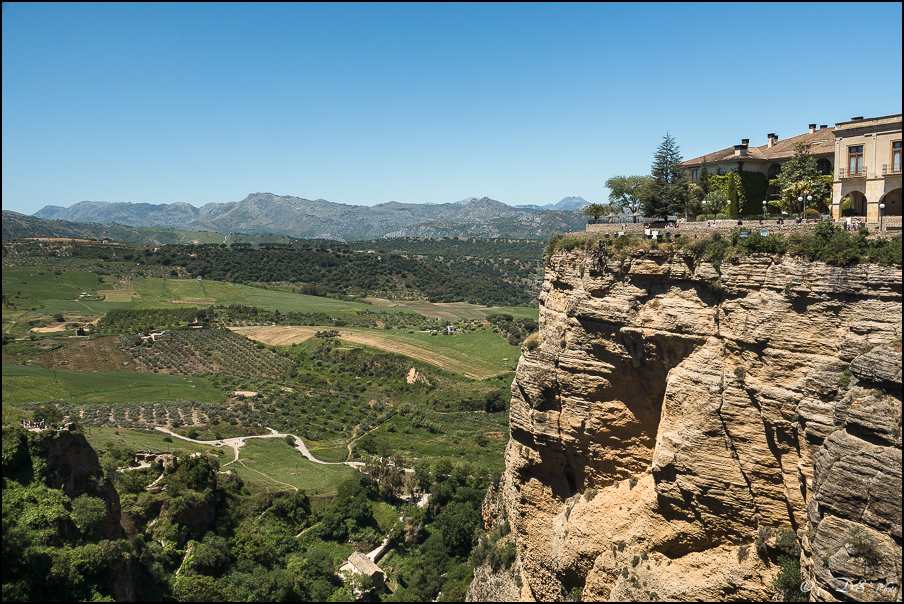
[501,249,901,601]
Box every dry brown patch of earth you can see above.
[31,324,71,333]
[362,297,398,307]
[40,337,135,372]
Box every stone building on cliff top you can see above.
[682,113,902,224]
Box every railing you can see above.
[882,164,902,176]
[839,167,867,178]
[587,217,649,224]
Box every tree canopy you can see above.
[642,134,687,219]
[775,143,832,215]
[605,175,650,221]
[582,203,609,221]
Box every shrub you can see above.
[628,475,638,489]
[844,526,881,566]
[523,332,541,352]
[737,544,750,562]
[772,555,806,602]
[775,529,800,557]
[755,539,767,556]
[838,368,852,388]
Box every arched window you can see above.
[767,164,782,179]
[816,159,832,175]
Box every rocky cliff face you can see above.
[502,249,901,601]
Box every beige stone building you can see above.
[682,113,902,224]
[830,114,902,223]
[682,123,837,210]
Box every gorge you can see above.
[493,244,902,601]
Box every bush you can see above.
[775,528,800,557]
[772,555,806,602]
[523,332,540,352]
[487,541,517,571]
[838,368,852,388]
[844,526,880,566]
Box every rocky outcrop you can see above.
[35,429,125,542]
[501,249,902,601]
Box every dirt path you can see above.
[229,326,499,379]
[153,426,364,469]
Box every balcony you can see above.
[881,164,902,176]
[839,167,867,179]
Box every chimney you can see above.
[767,133,778,147]
[741,139,750,146]
[734,144,748,157]
[809,124,817,133]
[820,125,828,129]
[851,116,864,121]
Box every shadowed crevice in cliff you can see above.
[512,319,707,498]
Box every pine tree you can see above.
[643,134,687,219]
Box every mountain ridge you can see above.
[31,193,588,240]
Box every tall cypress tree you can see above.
[728,172,740,218]
[698,156,711,195]
[643,134,687,219]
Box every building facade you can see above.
[682,114,902,223]
[830,114,902,223]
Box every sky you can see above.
[3,2,902,215]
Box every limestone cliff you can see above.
[501,249,902,601]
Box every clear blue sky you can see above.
[3,2,902,215]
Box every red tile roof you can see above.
[683,127,835,166]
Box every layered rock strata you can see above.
[502,249,902,601]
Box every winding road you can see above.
[153,426,365,469]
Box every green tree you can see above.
[703,190,729,216]
[775,142,832,216]
[70,494,108,541]
[605,175,650,222]
[32,404,64,427]
[582,203,608,222]
[643,134,687,219]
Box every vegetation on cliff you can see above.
[546,222,902,266]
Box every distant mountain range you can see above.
[28,193,590,240]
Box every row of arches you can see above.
[841,188,902,216]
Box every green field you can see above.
[226,438,355,494]
[393,328,521,366]
[1,268,104,300]
[361,411,508,473]
[1,365,226,405]
[82,426,214,457]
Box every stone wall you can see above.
[582,218,900,238]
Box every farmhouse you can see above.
[339,551,386,594]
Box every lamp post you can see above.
[797,194,813,219]
[879,203,886,232]
[762,199,767,220]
